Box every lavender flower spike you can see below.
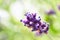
[46,9,55,15]
[20,12,49,35]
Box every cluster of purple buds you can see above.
[20,12,49,35]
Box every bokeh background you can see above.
[0,0,60,40]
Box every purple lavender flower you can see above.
[46,9,55,15]
[57,5,60,10]
[20,12,49,35]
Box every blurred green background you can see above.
[0,0,60,40]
